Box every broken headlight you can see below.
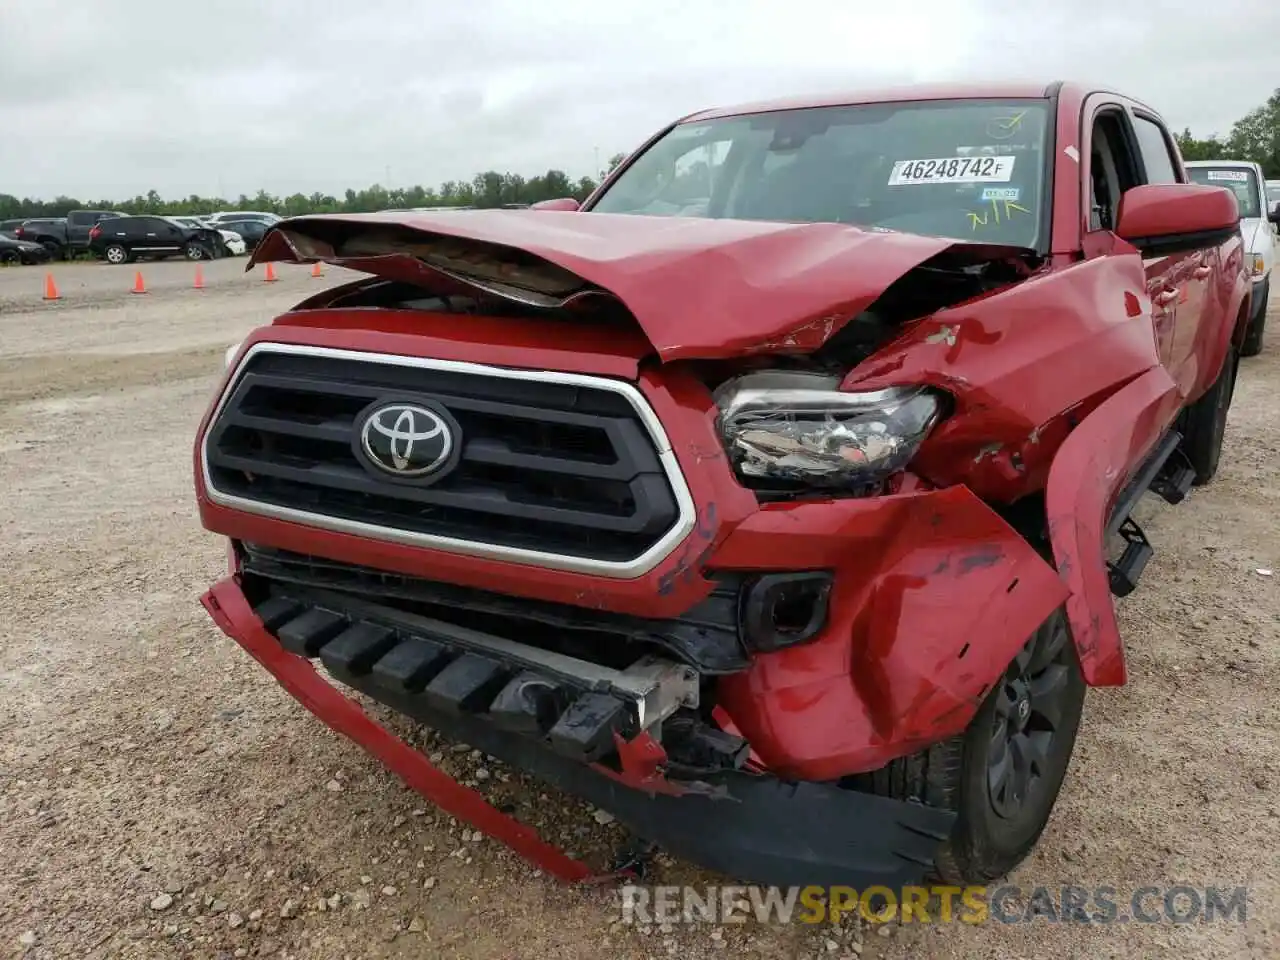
[713,371,942,489]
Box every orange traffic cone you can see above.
[310,262,323,278]
[131,271,147,295]
[42,273,61,301]
[263,262,278,283]
[194,264,205,289]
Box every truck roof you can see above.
[682,81,1150,122]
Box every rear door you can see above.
[100,217,134,252]
[137,217,182,256]
[1130,114,1220,397]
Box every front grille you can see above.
[203,346,688,568]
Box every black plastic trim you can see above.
[240,544,750,675]
[1124,224,1241,259]
[252,592,954,886]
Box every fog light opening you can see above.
[741,572,833,652]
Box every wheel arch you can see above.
[1230,288,1253,351]
[1044,365,1184,686]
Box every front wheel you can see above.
[184,242,209,261]
[854,609,1086,884]
[41,240,65,261]
[0,249,19,265]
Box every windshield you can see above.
[590,99,1050,248]
[1186,167,1262,218]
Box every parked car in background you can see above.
[212,217,272,251]
[1187,160,1274,355]
[13,209,124,259]
[1267,179,1280,217]
[0,233,52,265]
[207,211,281,226]
[13,218,69,257]
[170,216,248,256]
[89,216,223,263]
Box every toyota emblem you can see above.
[358,402,455,479]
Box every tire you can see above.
[40,240,65,260]
[184,242,208,261]
[103,243,129,265]
[852,609,1085,885]
[1241,284,1268,358]
[1179,345,1237,485]
[0,249,18,265]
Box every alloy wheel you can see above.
[986,616,1073,820]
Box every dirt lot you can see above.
[1,258,1277,959]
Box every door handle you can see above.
[1154,289,1179,305]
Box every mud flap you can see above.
[1045,367,1184,686]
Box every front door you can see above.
[1086,108,1185,367]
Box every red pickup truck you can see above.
[195,81,1250,889]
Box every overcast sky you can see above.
[1,0,1275,201]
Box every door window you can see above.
[136,218,172,238]
[1131,116,1180,185]
[1087,111,1140,231]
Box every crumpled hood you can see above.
[249,210,1031,361]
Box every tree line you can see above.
[4,86,1278,224]
[1172,89,1279,176]
[0,159,627,222]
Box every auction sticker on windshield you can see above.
[889,156,1016,185]
[1206,170,1249,182]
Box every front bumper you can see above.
[202,575,955,887]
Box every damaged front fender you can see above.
[1045,366,1183,686]
[709,484,1070,779]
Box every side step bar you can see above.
[1105,429,1196,597]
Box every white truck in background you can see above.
[1186,160,1276,356]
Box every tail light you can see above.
[14,227,24,239]
[89,225,102,240]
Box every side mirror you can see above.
[1115,183,1240,253]
[530,198,580,212]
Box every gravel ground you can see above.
[1,258,1277,959]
